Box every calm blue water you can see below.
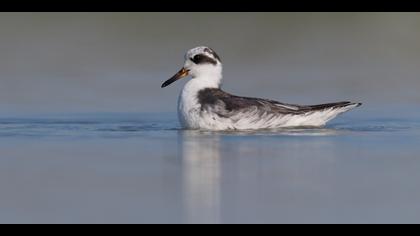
[0,109,419,223]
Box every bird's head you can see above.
[161,46,223,88]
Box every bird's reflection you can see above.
[179,130,222,224]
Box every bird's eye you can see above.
[192,55,202,64]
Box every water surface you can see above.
[0,110,419,223]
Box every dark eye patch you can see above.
[191,54,217,65]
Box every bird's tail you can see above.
[307,101,362,112]
[301,101,362,126]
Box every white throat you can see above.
[181,71,222,102]
[188,63,223,90]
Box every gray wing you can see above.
[197,88,357,118]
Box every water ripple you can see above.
[0,115,418,139]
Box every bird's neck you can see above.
[189,64,223,90]
[184,74,222,93]
[179,75,222,112]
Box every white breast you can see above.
[178,78,221,129]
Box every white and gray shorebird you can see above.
[161,46,362,130]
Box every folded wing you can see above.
[198,88,360,118]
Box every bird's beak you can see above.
[161,68,189,88]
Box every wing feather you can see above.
[197,88,359,119]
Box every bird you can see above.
[161,46,362,130]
